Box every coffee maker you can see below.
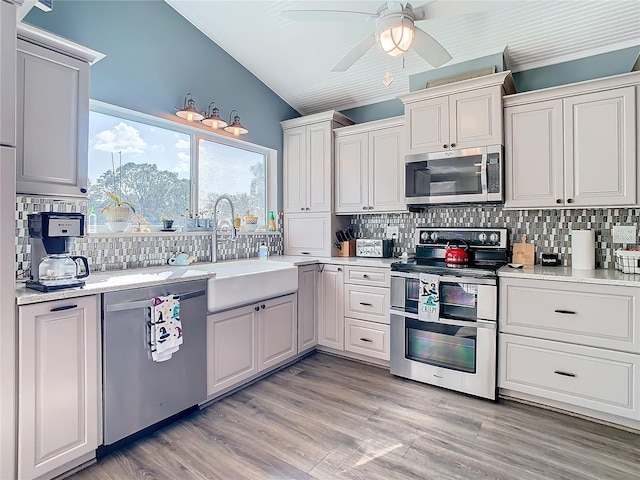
[27,212,90,292]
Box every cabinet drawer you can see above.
[500,278,639,352]
[499,334,640,420]
[344,265,390,287]
[344,284,389,324]
[345,318,390,361]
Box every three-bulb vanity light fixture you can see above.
[175,93,248,136]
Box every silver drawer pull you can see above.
[359,302,373,306]
[359,338,373,343]
[554,309,576,315]
[554,370,576,378]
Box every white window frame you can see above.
[89,99,278,222]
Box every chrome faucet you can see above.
[211,195,236,262]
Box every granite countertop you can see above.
[498,264,640,287]
[15,255,400,306]
[269,255,399,268]
[16,265,218,305]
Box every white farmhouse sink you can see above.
[194,260,298,313]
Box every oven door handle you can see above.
[391,309,496,330]
[391,272,497,286]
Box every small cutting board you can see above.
[512,235,535,265]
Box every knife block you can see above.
[338,239,356,257]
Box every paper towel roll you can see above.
[571,230,595,270]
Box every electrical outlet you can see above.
[613,225,637,244]
[386,225,399,240]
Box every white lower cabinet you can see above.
[297,264,318,352]
[499,276,640,428]
[207,293,297,398]
[318,265,345,350]
[344,318,390,361]
[343,265,391,362]
[18,295,100,480]
[500,334,639,421]
[258,295,297,371]
[207,304,258,397]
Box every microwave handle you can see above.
[480,154,488,196]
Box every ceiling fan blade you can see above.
[332,34,376,72]
[412,27,452,67]
[412,1,510,21]
[281,9,377,22]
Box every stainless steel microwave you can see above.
[405,145,503,205]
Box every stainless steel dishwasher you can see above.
[101,280,207,449]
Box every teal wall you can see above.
[512,46,640,92]
[25,0,300,210]
[343,47,639,121]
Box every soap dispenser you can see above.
[258,243,268,260]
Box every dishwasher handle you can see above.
[106,289,206,312]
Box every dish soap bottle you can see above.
[88,207,97,233]
[258,243,268,260]
[268,211,276,232]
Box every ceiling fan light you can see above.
[378,24,414,56]
[376,14,414,57]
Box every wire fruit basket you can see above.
[614,249,640,274]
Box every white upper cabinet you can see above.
[282,111,353,213]
[335,117,406,214]
[399,71,514,156]
[505,100,564,208]
[16,24,104,197]
[505,73,639,208]
[0,0,16,147]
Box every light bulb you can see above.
[232,128,240,137]
[186,112,194,122]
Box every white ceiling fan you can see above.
[282,1,501,72]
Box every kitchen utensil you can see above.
[512,234,535,265]
[445,240,469,265]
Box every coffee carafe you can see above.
[27,212,90,292]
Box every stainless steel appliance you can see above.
[405,145,503,205]
[356,238,393,258]
[101,280,207,450]
[390,227,508,400]
[27,212,90,291]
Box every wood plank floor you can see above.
[72,353,640,480]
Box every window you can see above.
[87,101,276,230]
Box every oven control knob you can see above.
[489,232,500,244]
[420,231,430,243]
[430,232,439,242]
[478,233,487,243]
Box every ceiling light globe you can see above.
[378,24,414,56]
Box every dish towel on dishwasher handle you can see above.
[147,294,182,362]
[419,273,440,322]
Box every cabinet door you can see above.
[369,125,406,213]
[283,126,307,213]
[307,122,333,212]
[207,305,257,396]
[450,86,502,149]
[504,100,564,208]
[284,212,333,256]
[0,0,16,147]
[318,265,344,350]
[298,265,318,352]
[18,296,99,480]
[335,132,368,213]
[16,40,89,197]
[564,87,636,206]
[405,96,449,154]
[258,294,297,371]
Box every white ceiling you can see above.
[166,0,640,116]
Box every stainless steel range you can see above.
[390,227,508,400]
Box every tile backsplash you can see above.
[352,205,640,269]
[15,196,639,276]
[16,196,283,279]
